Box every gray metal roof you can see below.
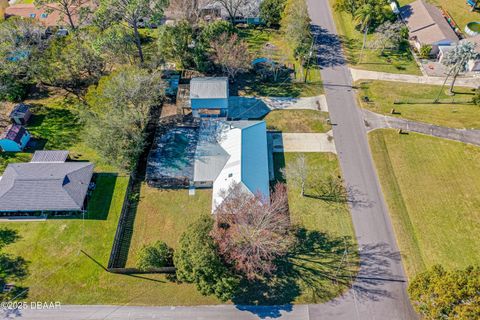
[0,162,94,212]
[194,121,229,182]
[190,77,229,99]
[10,103,30,117]
[31,150,69,163]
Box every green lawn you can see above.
[329,0,421,75]
[369,129,480,279]
[0,96,118,173]
[274,152,358,303]
[2,175,219,305]
[237,27,323,97]
[358,81,479,129]
[264,110,331,133]
[126,186,213,267]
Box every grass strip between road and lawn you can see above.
[357,81,479,129]
[369,129,480,279]
[264,110,332,133]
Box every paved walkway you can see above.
[269,132,336,153]
[350,68,480,88]
[363,109,480,146]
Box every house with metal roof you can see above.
[0,124,30,152]
[190,77,229,118]
[0,151,94,213]
[193,120,270,211]
[400,0,459,55]
[10,103,32,125]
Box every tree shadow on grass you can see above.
[233,228,359,318]
[0,228,29,301]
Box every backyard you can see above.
[264,110,331,133]
[369,129,480,279]
[357,81,479,129]
[237,27,323,97]
[124,152,357,305]
[328,0,421,75]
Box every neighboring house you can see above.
[400,0,459,55]
[190,77,229,118]
[0,151,94,213]
[4,3,89,28]
[0,124,30,152]
[9,103,32,125]
[193,120,270,211]
[437,36,480,72]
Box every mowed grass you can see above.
[0,96,119,173]
[275,152,358,303]
[358,81,479,129]
[126,186,213,267]
[2,175,219,305]
[264,110,331,133]
[237,27,323,97]
[369,129,480,279]
[329,0,421,75]
[399,0,479,31]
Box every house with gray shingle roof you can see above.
[0,152,94,213]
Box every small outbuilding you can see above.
[190,77,229,118]
[10,103,32,125]
[0,124,30,152]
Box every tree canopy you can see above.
[408,265,480,319]
[137,241,174,270]
[174,215,239,301]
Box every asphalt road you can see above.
[305,0,417,319]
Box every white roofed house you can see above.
[193,120,270,211]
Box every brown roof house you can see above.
[0,124,30,152]
[400,0,459,55]
[4,2,91,28]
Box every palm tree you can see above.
[355,3,373,62]
[437,41,480,100]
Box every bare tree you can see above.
[211,183,294,280]
[210,33,250,79]
[167,0,200,23]
[371,21,406,55]
[310,173,348,203]
[281,154,307,197]
[262,44,285,82]
[34,0,91,30]
[211,0,258,23]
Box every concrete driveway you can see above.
[269,132,336,153]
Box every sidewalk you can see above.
[350,68,480,88]
[269,132,337,153]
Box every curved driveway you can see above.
[306,0,418,319]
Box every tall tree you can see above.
[157,20,195,69]
[97,0,169,63]
[84,67,165,170]
[211,183,294,280]
[174,215,239,301]
[440,41,480,95]
[211,0,251,23]
[34,0,91,30]
[371,21,407,55]
[33,33,105,97]
[210,33,250,79]
[408,265,480,319]
[259,0,286,27]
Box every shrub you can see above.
[418,44,432,59]
[472,89,480,106]
[174,215,239,301]
[137,241,174,270]
[260,0,287,27]
[0,75,27,102]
